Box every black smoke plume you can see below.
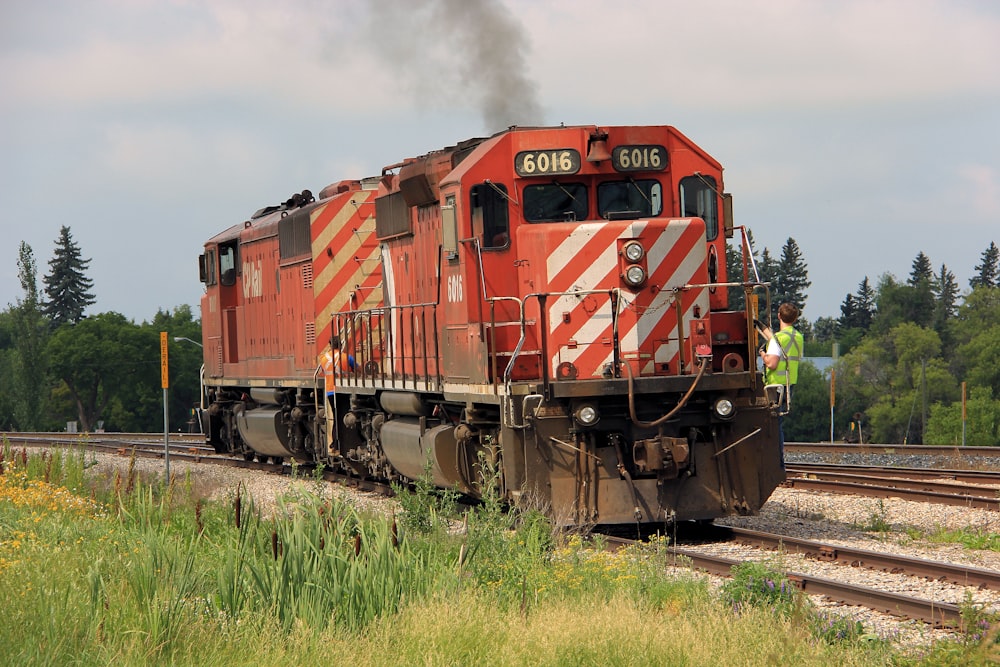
[365,0,544,131]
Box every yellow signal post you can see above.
[160,332,170,483]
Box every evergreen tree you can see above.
[811,316,838,343]
[970,241,999,288]
[839,293,857,328]
[726,229,762,311]
[932,263,959,339]
[901,252,935,328]
[908,251,933,286]
[855,276,876,328]
[769,237,810,322]
[757,248,777,323]
[42,226,95,328]
[726,241,745,310]
[836,277,875,353]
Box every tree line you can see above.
[0,227,202,433]
[3,226,999,444]
[730,235,1000,445]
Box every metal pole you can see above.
[829,369,835,444]
[921,358,927,445]
[163,387,170,484]
[829,343,839,444]
[961,381,967,447]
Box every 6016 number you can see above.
[515,149,581,177]
[612,145,667,172]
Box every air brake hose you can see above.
[623,357,709,428]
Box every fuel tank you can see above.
[379,418,470,492]
[234,406,294,458]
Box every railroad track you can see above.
[606,528,992,628]
[3,430,397,496]
[786,442,1000,461]
[789,462,1000,485]
[2,431,209,453]
[785,464,1000,511]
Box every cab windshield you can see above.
[523,183,587,222]
[598,179,662,220]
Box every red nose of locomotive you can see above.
[516,217,711,381]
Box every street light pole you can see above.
[173,336,203,348]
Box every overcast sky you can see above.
[2,0,998,325]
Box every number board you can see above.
[514,149,581,177]
[611,145,667,172]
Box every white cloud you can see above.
[1,0,999,322]
[0,1,406,116]
[518,0,1000,111]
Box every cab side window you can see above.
[219,244,238,286]
[200,248,218,286]
[679,176,718,240]
[472,182,510,249]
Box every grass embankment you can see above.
[1,439,997,666]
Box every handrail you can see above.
[334,301,441,391]
[503,288,620,396]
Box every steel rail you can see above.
[785,442,1000,459]
[783,476,1000,511]
[605,536,964,628]
[4,433,216,456]
[8,430,402,494]
[788,463,1000,485]
[723,526,1000,592]
[787,468,1000,496]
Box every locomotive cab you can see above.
[330,125,783,526]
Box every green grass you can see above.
[925,526,1000,551]
[855,499,893,533]
[2,438,999,666]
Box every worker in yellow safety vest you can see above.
[759,302,803,468]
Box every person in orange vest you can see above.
[321,338,355,405]
[320,339,355,453]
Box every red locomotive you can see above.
[198,124,784,526]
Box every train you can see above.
[196,124,785,527]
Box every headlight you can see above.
[623,241,644,262]
[623,265,646,287]
[713,397,735,419]
[574,404,599,426]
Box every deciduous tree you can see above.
[925,386,1000,446]
[782,362,830,442]
[46,313,156,431]
[9,242,50,429]
[952,287,1000,399]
